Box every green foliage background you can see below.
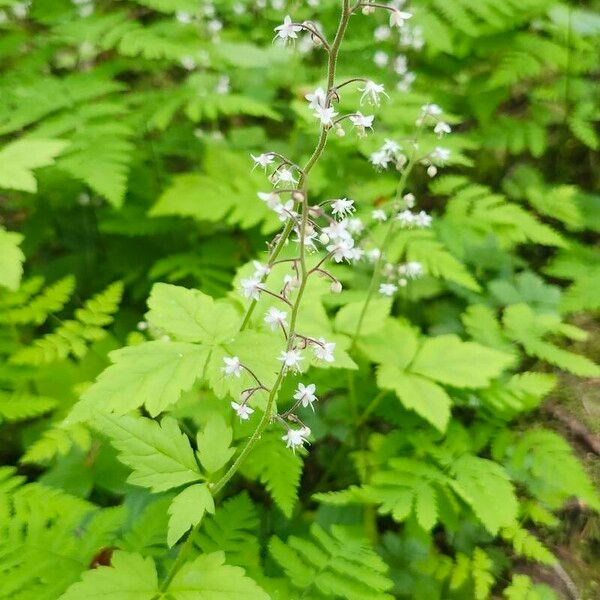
[0,0,599,598]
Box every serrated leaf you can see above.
[167,483,215,547]
[168,551,269,599]
[94,413,202,493]
[0,227,25,292]
[410,335,513,388]
[377,365,451,432]
[69,341,209,421]
[334,298,392,337]
[196,415,235,473]
[59,551,157,600]
[0,138,68,192]
[358,318,419,367]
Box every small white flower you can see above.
[398,261,424,279]
[176,11,192,23]
[278,349,304,371]
[207,19,223,36]
[367,248,381,262]
[294,382,317,409]
[427,165,438,178]
[421,103,443,117]
[323,220,351,242]
[272,167,298,186]
[240,278,262,300]
[283,274,300,290]
[264,307,288,331]
[390,9,412,28]
[251,153,275,169]
[347,217,364,234]
[394,55,408,75]
[215,75,230,95]
[370,150,391,169]
[372,209,387,222]
[231,401,254,420]
[374,50,389,68]
[397,72,416,92]
[382,139,401,155]
[180,56,197,71]
[327,238,355,263]
[330,280,343,293]
[403,193,416,208]
[379,283,398,296]
[331,198,355,219]
[222,356,242,378]
[275,15,303,42]
[282,427,310,451]
[274,200,298,222]
[374,25,391,41]
[415,210,433,228]
[313,337,335,362]
[359,80,388,106]
[258,191,280,209]
[349,112,374,135]
[434,121,451,136]
[314,105,338,126]
[396,209,416,228]
[431,146,451,163]
[253,261,270,278]
[350,246,364,262]
[305,87,327,110]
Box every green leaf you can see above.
[59,551,157,600]
[0,227,25,291]
[415,484,438,531]
[196,415,235,474]
[240,431,302,517]
[168,551,269,599]
[167,483,215,547]
[69,341,208,420]
[358,318,419,367]
[94,413,202,493]
[410,335,513,388]
[451,455,518,535]
[0,138,68,192]
[146,283,239,343]
[334,298,392,337]
[377,366,451,432]
[472,548,494,600]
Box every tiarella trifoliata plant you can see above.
[1,0,599,599]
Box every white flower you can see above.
[359,81,388,106]
[253,261,270,278]
[327,238,355,263]
[431,146,451,163]
[283,274,300,290]
[374,50,389,68]
[331,198,355,219]
[403,193,416,208]
[415,210,433,228]
[421,103,443,117]
[274,200,297,222]
[264,307,288,331]
[370,150,391,169]
[374,25,391,41]
[427,165,438,178]
[390,9,412,28]
[314,105,337,126]
[272,167,298,186]
[434,121,451,136]
[305,87,327,110]
[180,56,196,70]
[367,248,381,262]
[240,278,262,300]
[379,283,398,296]
[350,246,364,261]
[282,427,310,451]
[394,55,408,75]
[294,382,317,409]
[215,75,230,95]
[231,401,254,420]
[396,209,416,228]
[222,356,242,378]
[278,349,304,371]
[274,15,302,42]
[349,112,374,134]
[208,19,223,35]
[251,153,274,169]
[382,139,401,155]
[313,337,335,362]
[372,209,387,222]
[399,261,424,278]
[294,228,318,250]
[397,72,416,93]
[258,191,280,209]
[347,217,364,234]
[176,11,192,23]
[323,220,351,242]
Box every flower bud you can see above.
[291,190,304,202]
[330,281,343,294]
[319,232,330,245]
[335,124,345,137]
[427,165,438,177]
